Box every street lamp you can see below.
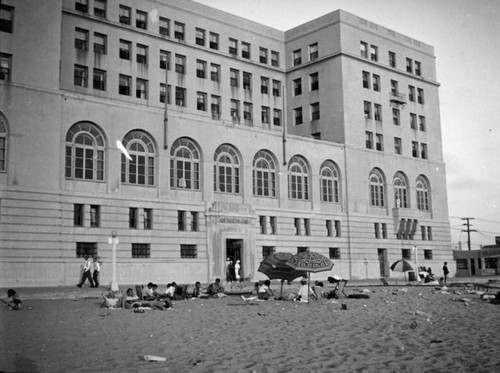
[110,231,119,291]
[412,245,420,282]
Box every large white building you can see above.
[0,0,452,286]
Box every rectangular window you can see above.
[136,44,147,64]
[362,71,370,88]
[424,249,433,260]
[0,53,11,81]
[326,220,333,237]
[374,104,382,122]
[197,92,207,111]
[375,133,383,151]
[210,63,220,82]
[159,83,171,104]
[309,42,318,60]
[392,108,400,125]
[231,100,240,122]
[311,102,320,121]
[261,77,269,94]
[93,33,106,54]
[391,80,399,95]
[195,28,205,46]
[410,113,417,129]
[230,69,239,87]
[160,50,170,70]
[271,51,279,67]
[209,32,219,50]
[364,101,372,119]
[294,107,303,125]
[373,74,380,91]
[159,17,169,36]
[370,45,378,61]
[136,78,148,99]
[310,72,319,91]
[0,5,13,33]
[119,74,131,95]
[94,0,106,18]
[408,85,415,101]
[382,223,387,239]
[191,212,199,231]
[76,242,97,258]
[90,205,100,227]
[175,54,185,74]
[175,87,186,107]
[365,131,373,149]
[421,143,428,159]
[259,47,268,64]
[329,248,341,260]
[293,78,302,96]
[144,208,153,229]
[421,225,427,240]
[262,246,275,258]
[415,61,421,76]
[294,218,301,235]
[297,247,309,254]
[270,217,277,235]
[211,95,221,120]
[360,41,368,58]
[74,204,85,227]
[394,137,402,155]
[75,0,88,13]
[174,22,185,40]
[412,141,419,158]
[273,109,282,126]
[406,58,413,73]
[427,227,433,241]
[417,88,425,104]
[93,68,106,91]
[419,116,426,131]
[180,245,197,259]
[196,60,206,79]
[243,72,252,90]
[374,222,380,239]
[242,42,251,59]
[178,210,186,231]
[243,102,253,124]
[293,49,302,66]
[259,216,267,234]
[229,38,238,55]
[119,39,131,60]
[389,51,396,67]
[74,65,88,87]
[304,219,311,236]
[119,5,131,25]
[132,243,150,258]
[272,80,281,96]
[75,28,89,50]
[136,10,147,30]
[129,207,138,229]
[261,106,270,124]
[402,249,412,260]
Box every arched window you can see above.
[214,144,240,194]
[393,172,408,208]
[65,122,105,181]
[0,114,7,172]
[121,130,156,186]
[369,168,385,207]
[170,137,200,190]
[416,175,430,211]
[288,155,309,200]
[320,160,340,203]
[253,150,277,197]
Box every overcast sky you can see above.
[194,0,500,249]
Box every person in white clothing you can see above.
[77,256,95,288]
[92,256,100,288]
[234,260,241,282]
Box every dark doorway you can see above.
[226,239,243,281]
[470,258,476,276]
[378,248,389,277]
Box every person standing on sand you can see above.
[92,256,100,288]
[234,260,241,282]
[77,255,95,288]
[442,262,449,285]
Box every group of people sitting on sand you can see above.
[418,267,440,284]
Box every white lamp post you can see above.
[110,231,119,291]
[413,245,420,282]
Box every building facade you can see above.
[0,0,452,286]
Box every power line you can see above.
[461,217,477,251]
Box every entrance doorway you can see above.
[378,248,389,277]
[226,239,243,281]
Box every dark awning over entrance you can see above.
[480,245,500,258]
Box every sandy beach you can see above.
[1,281,500,373]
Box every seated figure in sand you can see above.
[2,289,22,310]
[206,278,226,298]
[241,280,274,301]
[290,279,318,303]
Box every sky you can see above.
[194,0,500,250]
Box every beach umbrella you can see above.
[258,252,308,298]
[390,259,418,282]
[286,252,334,303]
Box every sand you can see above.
[1,283,500,373]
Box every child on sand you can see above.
[3,289,22,310]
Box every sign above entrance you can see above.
[219,217,252,225]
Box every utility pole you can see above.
[461,218,477,251]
